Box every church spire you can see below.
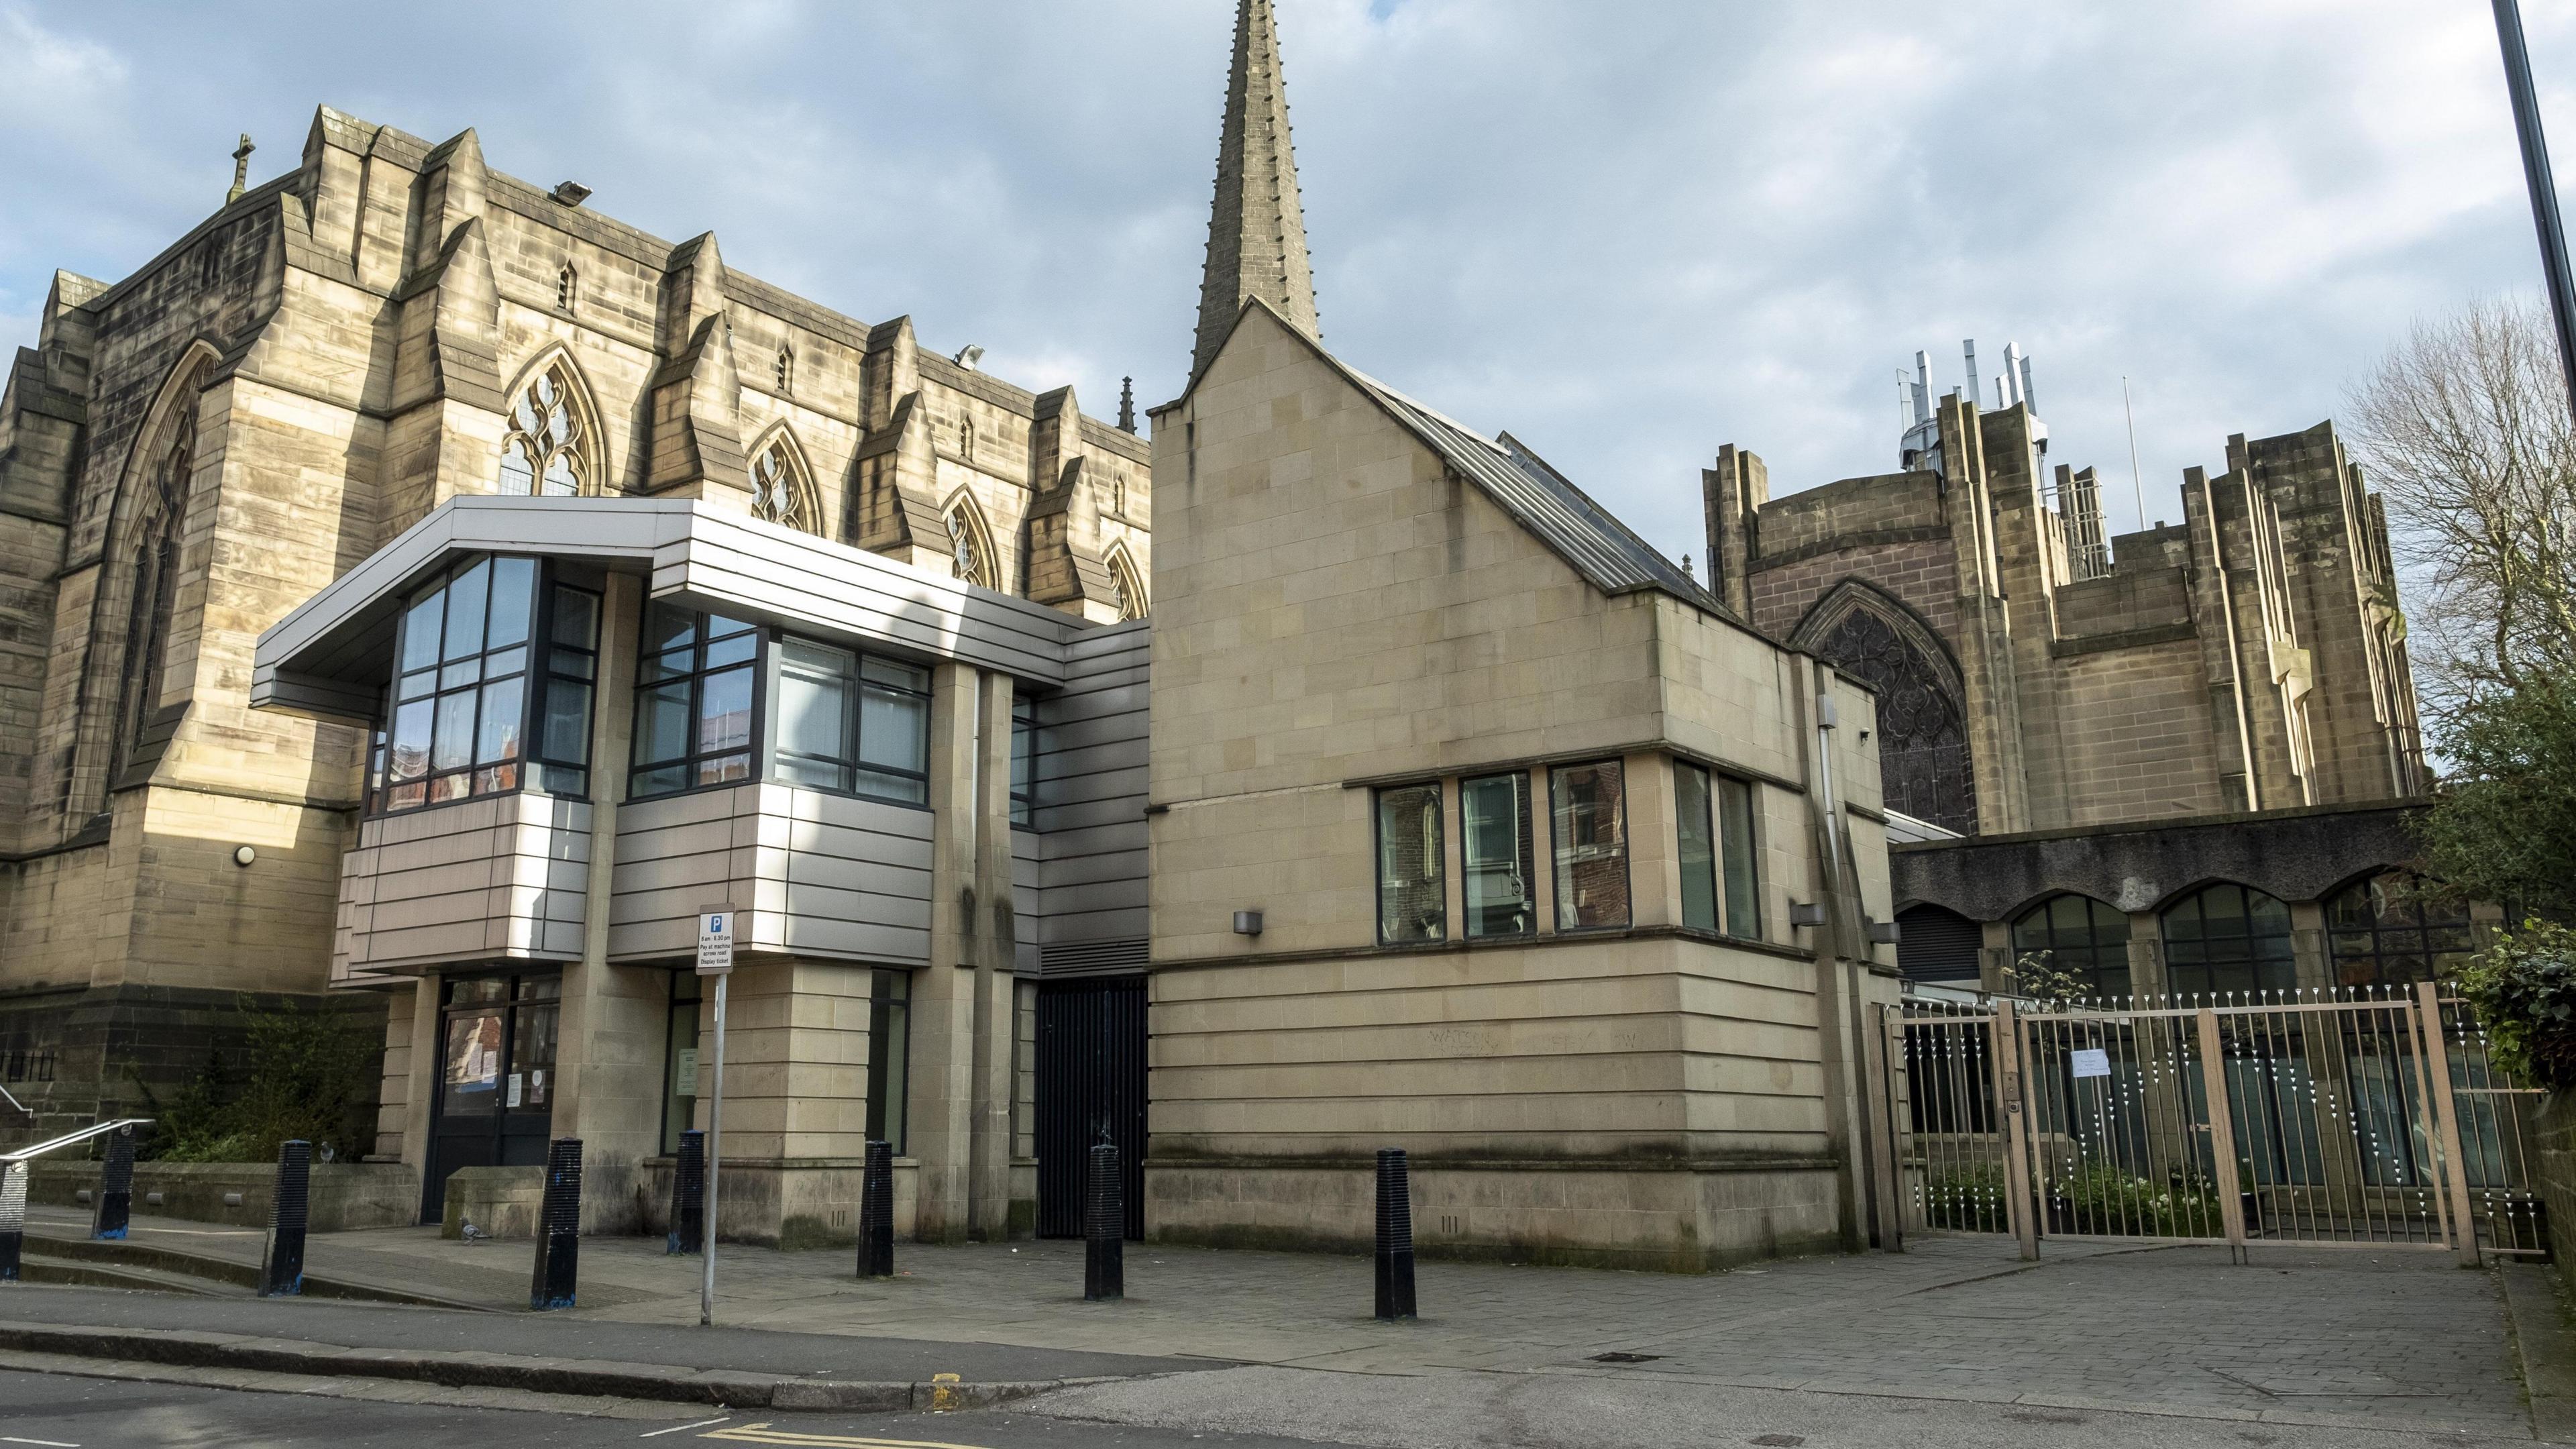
[1192,0,1320,380]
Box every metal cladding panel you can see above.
[1036,975,1147,1240]
[1035,621,1148,967]
[337,794,590,976]
[612,782,934,967]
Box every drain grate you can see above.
[1587,1351,1662,1364]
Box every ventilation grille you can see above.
[1039,938,1149,975]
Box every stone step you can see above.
[20,1230,492,1311]
[13,1251,252,1299]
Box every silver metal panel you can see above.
[1033,620,1149,965]
[335,792,591,977]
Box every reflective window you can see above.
[661,971,702,1157]
[1375,784,1446,945]
[2160,883,2296,998]
[375,556,551,812]
[1460,772,1533,938]
[1011,694,1036,826]
[2010,894,2132,998]
[1550,761,1629,930]
[631,603,759,798]
[498,364,587,496]
[1676,762,1762,938]
[867,969,911,1154]
[2326,871,2476,987]
[768,637,932,806]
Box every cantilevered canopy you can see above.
[254,496,1093,722]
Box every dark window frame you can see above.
[766,632,934,808]
[2011,893,2133,999]
[1547,759,1633,932]
[372,555,595,817]
[1010,694,1036,828]
[1458,770,1535,940]
[867,967,912,1155]
[629,603,766,802]
[1373,781,1448,947]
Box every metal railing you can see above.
[0,1118,154,1165]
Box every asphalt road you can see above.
[0,1369,1351,1449]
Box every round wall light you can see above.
[232,845,257,868]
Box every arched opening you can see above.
[497,355,596,497]
[1792,582,1975,833]
[945,492,998,590]
[107,370,207,782]
[2008,894,2131,999]
[746,429,822,536]
[1895,903,1982,983]
[1106,544,1146,621]
[2324,869,2475,987]
[2159,883,2295,997]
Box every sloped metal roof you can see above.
[1343,367,1737,621]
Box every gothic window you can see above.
[2160,883,2296,998]
[747,435,819,534]
[946,496,996,589]
[1107,547,1146,621]
[775,345,794,394]
[555,264,578,313]
[959,417,975,463]
[111,407,198,777]
[498,363,588,496]
[1807,598,1976,833]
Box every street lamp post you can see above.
[2495,0,2576,419]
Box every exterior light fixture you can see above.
[232,845,256,868]
[551,181,592,207]
[1232,910,1264,936]
[1787,902,1825,928]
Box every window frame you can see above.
[764,632,934,808]
[1458,770,1534,940]
[371,554,592,817]
[1373,782,1448,947]
[1548,759,1633,933]
[1010,694,1036,828]
[629,603,767,802]
[866,967,912,1155]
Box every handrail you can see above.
[0,1081,28,1118]
[0,1118,152,1165]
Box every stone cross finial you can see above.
[227,133,255,205]
[1118,376,1137,433]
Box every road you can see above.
[0,1368,1350,1449]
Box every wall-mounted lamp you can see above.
[231,845,256,868]
[1867,919,1902,945]
[1787,902,1825,928]
[1232,910,1264,936]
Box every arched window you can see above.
[498,362,588,496]
[111,399,199,776]
[1794,585,1976,834]
[959,417,975,463]
[2160,883,2296,998]
[2009,894,2131,999]
[747,434,820,535]
[775,345,794,395]
[946,495,996,589]
[555,264,578,313]
[1107,547,1146,621]
[2326,871,2475,987]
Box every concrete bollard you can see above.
[1084,1140,1123,1302]
[667,1130,704,1256]
[529,1137,582,1311]
[0,1161,24,1282]
[856,1139,894,1279]
[91,1124,135,1241]
[1375,1147,1415,1322]
[260,1139,311,1297]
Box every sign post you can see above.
[695,906,736,1327]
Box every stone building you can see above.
[0,96,1150,1175]
[1704,350,2424,839]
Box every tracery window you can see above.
[748,436,818,534]
[111,405,197,776]
[498,364,588,497]
[947,496,996,589]
[1811,602,1976,834]
[1107,548,1146,621]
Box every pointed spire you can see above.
[1118,376,1137,433]
[1192,0,1320,380]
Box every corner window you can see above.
[631,604,759,798]
[1460,772,1534,938]
[1010,694,1036,826]
[1375,783,1446,945]
[769,637,930,805]
[867,968,911,1154]
[531,582,599,796]
[376,555,550,813]
[1549,760,1629,930]
[1676,762,1762,939]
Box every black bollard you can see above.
[1083,1141,1123,1302]
[260,1139,311,1297]
[0,1161,24,1282]
[1374,1147,1415,1322]
[529,1137,582,1311]
[856,1139,894,1279]
[667,1130,705,1256]
[91,1124,134,1241]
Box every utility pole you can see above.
[2494,0,2576,419]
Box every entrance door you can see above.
[1036,975,1147,1239]
[422,971,562,1223]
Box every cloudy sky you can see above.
[2,0,2569,570]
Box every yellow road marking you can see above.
[698,1426,993,1449]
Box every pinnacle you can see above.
[1191,0,1321,382]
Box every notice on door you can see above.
[2070,1048,2112,1079]
[507,1071,524,1108]
[675,1046,699,1096]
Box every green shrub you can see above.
[1919,1163,2010,1232]
[2053,1163,2224,1237]
[133,998,378,1163]
[2458,920,2576,1090]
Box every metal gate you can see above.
[1888,983,2547,1260]
[1035,975,1147,1240]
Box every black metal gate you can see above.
[1036,975,1146,1240]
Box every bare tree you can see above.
[2345,297,2576,721]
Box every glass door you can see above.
[422,969,561,1223]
